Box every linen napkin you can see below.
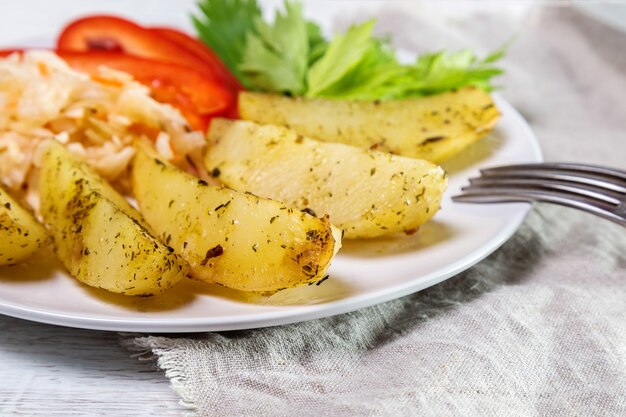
[126,5,626,416]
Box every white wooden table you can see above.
[0,315,184,416]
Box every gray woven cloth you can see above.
[127,5,626,417]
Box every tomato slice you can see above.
[57,15,231,86]
[58,51,231,131]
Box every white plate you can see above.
[0,94,542,332]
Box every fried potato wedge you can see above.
[0,186,48,265]
[238,87,500,163]
[132,147,340,293]
[39,141,188,296]
[206,119,447,239]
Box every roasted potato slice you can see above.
[132,147,340,293]
[238,87,500,163]
[39,141,188,296]
[206,119,447,239]
[0,186,48,265]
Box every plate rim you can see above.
[0,94,543,332]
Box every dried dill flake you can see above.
[301,207,317,217]
[306,229,320,241]
[214,200,231,211]
[424,135,445,143]
[200,244,224,266]
[316,275,329,286]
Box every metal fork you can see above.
[452,163,626,227]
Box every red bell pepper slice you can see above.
[150,27,243,93]
[56,15,238,89]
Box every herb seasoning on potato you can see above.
[132,146,341,293]
[206,119,448,239]
[238,88,500,163]
[39,141,189,296]
[0,186,48,266]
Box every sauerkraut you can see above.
[0,50,207,208]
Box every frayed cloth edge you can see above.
[120,335,199,417]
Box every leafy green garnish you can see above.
[306,20,377,97]
[239,2,310,94]
[306,21,328,66]
[192,0,261,82]
[402,49,505,96]
[193,0,506,99]
[306,22,407,100]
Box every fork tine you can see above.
[454,163,626,226]
[452,188,626,226]
[467,177,624,205]
[481,163,626,180]
[480,163,626,193]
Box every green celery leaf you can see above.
[239,1,310,94]
[192,0,261,83]
[306,21,328,66]
[192,0,506,99]
[399,49,506,96]
[306,20,377,97]
[312,38,406,100]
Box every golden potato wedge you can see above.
[206,119,447,239]
[238,87,500,163]
[0,186,48,265]
[39,141,188,296]
[132,147,340,293]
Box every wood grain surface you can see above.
[0,316,184,416]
